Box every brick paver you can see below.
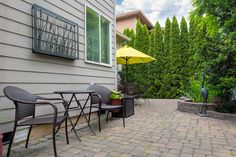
[3,99,236,157]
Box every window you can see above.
[86,6,111,65]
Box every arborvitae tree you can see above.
[159,18,172,98]
[153,22,164,59]
[123,28,135,47]
[141,25,150,53]
[168,16,182,98]
[164,18,171,56]
[123,28,130,37]
[149,30,155,55]
[134,19,143,50]
[134,22,150,92]
[188,15,208,73]
[134,20,149,52]
[180,17,189,91]
[146,21,164,98]
[123,20,150,88]
[146,30,156,97]
[129,29,135,47]
[153,22,164,97]
[188,15,196,74]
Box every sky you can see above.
[115,0,193,27]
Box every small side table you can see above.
[54,90,95,140]
[112,95,135,118]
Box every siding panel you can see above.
[0,0,116,137]
[0,44,115,71]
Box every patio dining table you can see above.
[54,90,95,140]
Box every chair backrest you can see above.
[87,84,112,104]
[3,86,37,121]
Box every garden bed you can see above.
[177,99,236,122]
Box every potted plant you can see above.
[110,90,123,112]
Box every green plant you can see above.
[110,90,123,100]
[184,76,219,103]
[183,79,203,102]
[191,0,236,113]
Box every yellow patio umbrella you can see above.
[116,46,156,64]
[116,45,156,93]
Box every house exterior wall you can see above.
[0,0,115,137]
[116,17,137,33]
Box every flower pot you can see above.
[110,99,121,113]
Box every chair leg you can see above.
[7,125,17,157]
[52,125,57,157]
[123,117,125,128]
[106,111,109,123]
[65,119,69,144]
[88,105,92,125]
[122,108,125,128]
[25,125,32,148]
[98,110,101,132]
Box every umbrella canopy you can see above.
[116,45,156,93]
[116,46,156,65]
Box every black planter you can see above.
[112,95,134,118]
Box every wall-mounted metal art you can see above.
[32,4,79,59]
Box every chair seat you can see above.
[18,116,66,126]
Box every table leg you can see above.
[73,95,95,135]
[58,94,81,140]
[72,94,90,127]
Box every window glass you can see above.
[86,7,100,62]
[101,16,110,64]
[86,6,111,65]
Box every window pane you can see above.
[101,16,110,64]
[86,7,100,62]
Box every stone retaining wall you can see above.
[177,100,216,114]
[207,111,236,122]
[177,100,236,122]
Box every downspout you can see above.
[114,0,118,90]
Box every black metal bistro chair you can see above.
[87,84,126,132]
[3,86,69,157]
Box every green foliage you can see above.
[149,30,155,55]
[168,16,182,98]
[119,1,235,109]
[191,0,236,113]
[180,17,190,92]
[135,22,150,93]
[146,21,164,97]
[110,90,123,99]
[123,28,135,47]
[122,20,150,90]
[134,20,149,52]
[164,18,171,55]
[184,75,219,103]
[183,79,203,102]
[159,18,172,98]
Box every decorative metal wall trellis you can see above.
[32,4,79,59]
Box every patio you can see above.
[3,99,236,157]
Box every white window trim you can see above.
[85,4,112,67]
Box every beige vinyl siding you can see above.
[0,0,115,136]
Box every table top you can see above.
[54,90,95,94]
[124,94,136,98]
